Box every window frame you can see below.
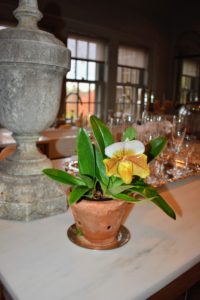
[65,34,107,122]
[115,45,149,115]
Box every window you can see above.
[66,35,106,122]
[179,59,200,104]
[116,46,149,114]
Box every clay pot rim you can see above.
[79,198,121,202]
[72,198,125,206]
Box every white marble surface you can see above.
[0,176,200,300]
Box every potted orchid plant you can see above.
[43,115,176,249]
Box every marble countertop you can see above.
[0,176,199,300]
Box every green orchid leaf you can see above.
[68,186,91,205]
[78,174,94,189]
[113,193,144,203]
[152,194,176,220]
[109,185,134,195]
[90,115,114,157]
[77,128,95,178]
[124,183,176,219]
[122,127,137,141]
[94,146,109,186]
[144,186,176,220]
[145,136,167,162]
[99,182,108,196]
[42,169,85,186]
[128,185,146,195]
[132,176,146,186]
[109,177,124,188]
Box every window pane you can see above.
[78,102,88,117]
[66,93,78,103]
[96,63,104,81]
[67,59,76,79]
[123,86,132,114]
[65,86,79,120]
[89,102,95,115]
[183,60,199,77]
[143,70,148,85]
[96,43,105,61]
[122,67,131,83]
[116,86,124,103]
[131,69,140,84]
[124,86,132,102]
[76,60,87,80]
[66,82,77,94]
[66,103,77,119]
[78,83,89,116]
[77,40,88,59]
[181,76,191,89]
[88,62,96,81]
[115,87,124,112]
[79,83,89,102]
[88,42,105,61]
[88,43,96,60]
[95,103,101,117]
[118,46,148,68]
[67,38,76,57]
[90,83,96,104]
[132,87,138,103]
[66,83,80,119]
[117,67,122,83]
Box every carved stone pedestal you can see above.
[0,173,66,221]
[0,0,70,221]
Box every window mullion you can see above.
[86,42,89,80]
[77,83,79,117]
[88,83,91,113]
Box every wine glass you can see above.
[180,136,195,174]
[145,115,169,185]
[167,115,186,178]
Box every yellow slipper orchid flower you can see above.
[103,140,150,184]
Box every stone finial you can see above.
[14,0,43,28]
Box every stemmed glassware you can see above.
[145,114,169,185]
[181,136,194,174]
[167,115,187,178]
[108,112,197,185]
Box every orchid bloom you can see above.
[103,140,150,184]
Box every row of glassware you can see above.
[107,113,200,185]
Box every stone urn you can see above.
[0,0,71,221]
[68,199,131,250]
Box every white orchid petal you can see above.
[105,142,124,157]
[124,140,145,154]
[105,140,145,157]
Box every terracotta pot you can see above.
[71,199,129,247]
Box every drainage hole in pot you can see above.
[78,221,81,225]
[107,225,111,230]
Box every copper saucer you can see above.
[67,224,131,250]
